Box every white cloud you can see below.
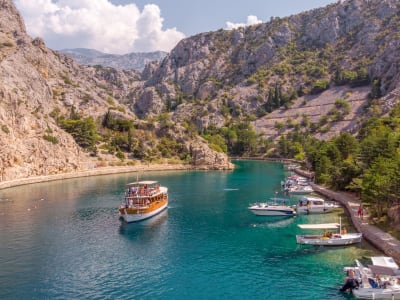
[226,15,263,30]
[14,0,185,54]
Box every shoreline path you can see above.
[294,168,400,264]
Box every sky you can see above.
[14,0,336,55]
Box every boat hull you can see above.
[249,208,295,216]
[296,206,337,214]
[353,288,400,299]
[119,199,168,223]
[296,233,362,246]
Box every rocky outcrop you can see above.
[190,138,234,170]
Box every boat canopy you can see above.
[298,223,340,230]
[368,264,397,276]
[126,180,158,187]
[371,256,399,269]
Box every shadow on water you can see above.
[249,216,295,228]
[118,209,169,237]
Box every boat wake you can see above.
[223,188,239,191]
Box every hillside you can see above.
[133,0,400,141]
[2,0,400,181]
[0,0,232,182]
[60,48,167,71]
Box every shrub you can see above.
[310,80,330,94]
[43,135,59,144]
[1,125,10,133]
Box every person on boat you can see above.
[340,269,359,292]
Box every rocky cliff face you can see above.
[3,0,400,181]
[131,0,400,139]
[0,0,233,181]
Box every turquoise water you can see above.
[0,160,379,299]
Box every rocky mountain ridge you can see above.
[2,0,400,181]
[0,0,232,182]
[132,0,400,139]
[60,48,167,71]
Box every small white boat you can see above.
[288,185,314,194]
[248,198,296,216]
[342,257,400,299]
[296,220,362,246]
[296,196,340,214]
[119,180,168,222]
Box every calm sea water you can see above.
[0,160,379,299]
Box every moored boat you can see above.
[341,257,400,299]
[119,180,168,222]
[296,220,362,246]
[248,198,296,216]
[296,196,340,214]
[288,185,314,195]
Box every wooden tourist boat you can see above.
[119,180,168,222]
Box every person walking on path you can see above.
[357,203,364,220]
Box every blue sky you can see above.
[115,0,337,36]
[15,0,336,54]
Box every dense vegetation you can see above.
[274,103,400,233]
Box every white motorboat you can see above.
[296,196,340,214]
[296,220,362,246]
[248,198,296,216]
[342,257,400,299]
[288,185,314,194]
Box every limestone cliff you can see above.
[0,0,232,181]
[131,0,400,139]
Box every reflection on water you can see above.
[249,216,295,228]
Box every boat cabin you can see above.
[123,180,166,208]
[298,196,325,207]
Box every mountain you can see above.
[133,0,400,140]
[2,0,400,182]
[0,0,232,182]
[60,48,167,71]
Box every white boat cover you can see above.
[126,180,158,186]
[298,223,340,229]
[368,264,397,276]
[371,256,399,269]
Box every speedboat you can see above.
[296,220,362,246]
[118,180,168,222]
[296,196,340,214]
[342,257,400,299]
[248,198,296,216]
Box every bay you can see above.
[0,160,379,299]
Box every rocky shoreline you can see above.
[0,163,194,190]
